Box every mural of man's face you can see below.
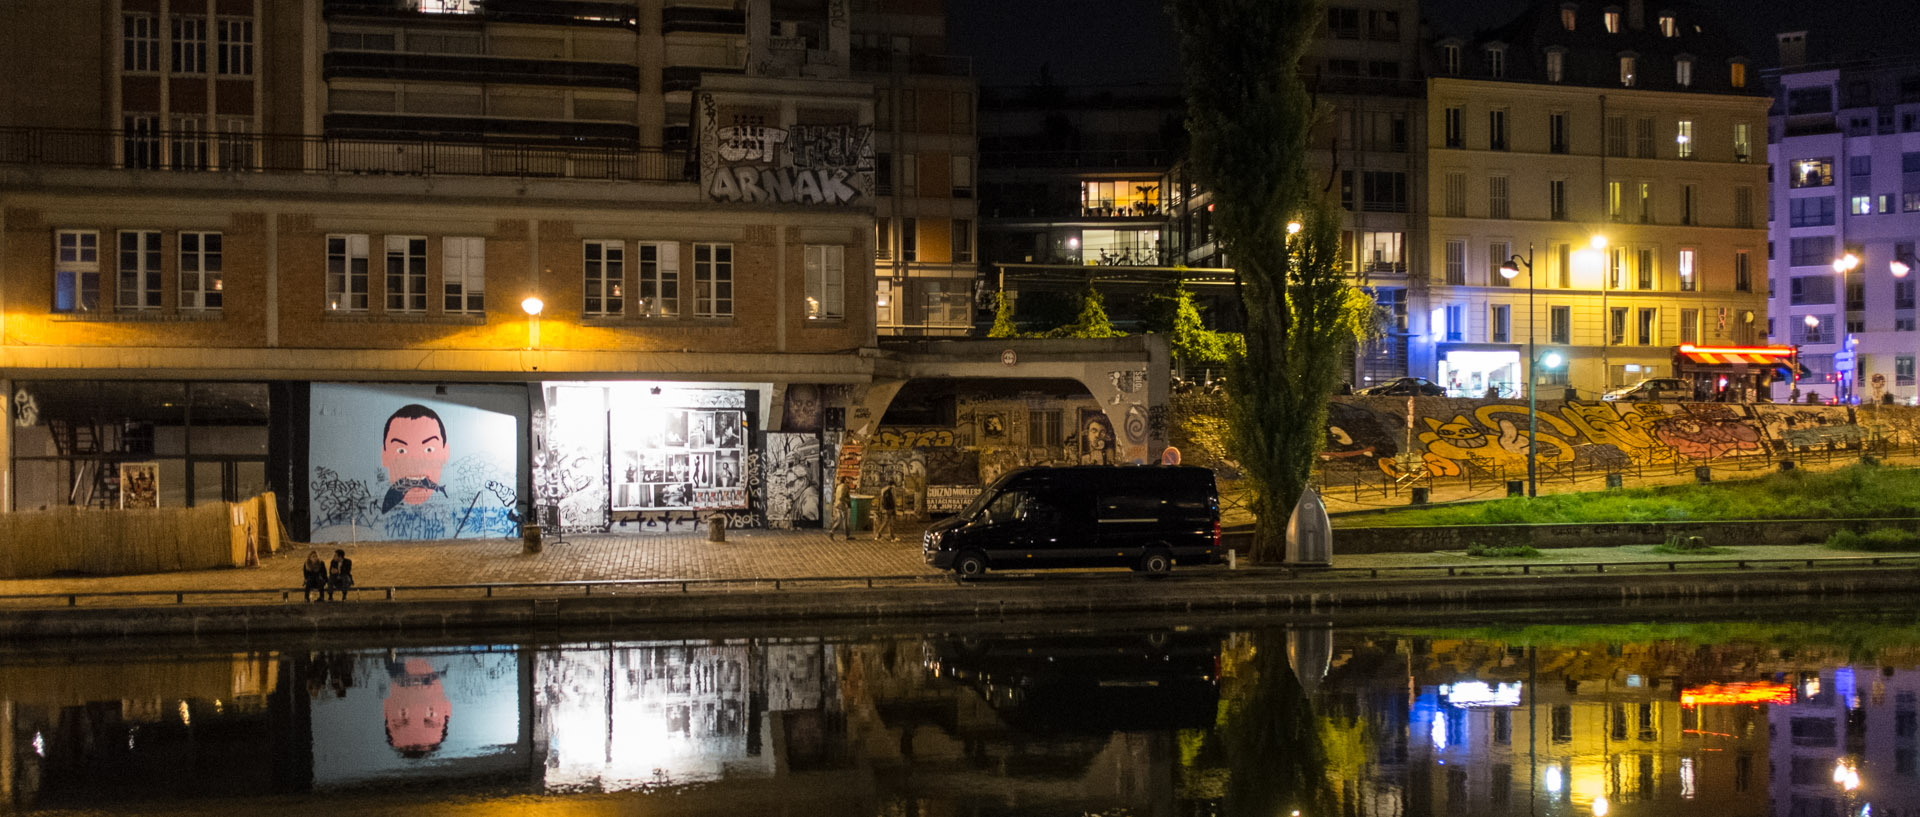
[382,413,450,508]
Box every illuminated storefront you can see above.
[1438,349,1522,397]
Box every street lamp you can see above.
[1499,243,1539,497]
[1893,254,1918,403]
[521,295,544,350]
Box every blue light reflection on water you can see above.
[5,620,1919,816]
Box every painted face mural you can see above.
[381,406,451,512]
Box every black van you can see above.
[922,465,1222,578]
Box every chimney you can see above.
[1778,31,1808,68]
[1627,0,1644,30]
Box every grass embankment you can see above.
[1345,462,1920,528]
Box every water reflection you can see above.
[5,619,1920,815]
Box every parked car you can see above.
[1357,377,1446,396]
[1603,377,1692,401]
[923,466,1222,579]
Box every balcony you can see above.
[323,0,640,30]
[0,126,689,182]
[662,5,745,34]
[324,51,641,90]
[662,65,744,93]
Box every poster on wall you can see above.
[119,461,159,509]
[762,433,821,528]
[308,384,524,543]
[534,385,610,532]
[608,386,749,512]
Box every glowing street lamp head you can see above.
[1894,258,1912,278]
[1833,253,1860,273]
[521,296,544,316]
[1805,314,1820,328]
[1499,261,1521,280]
[1590,235,1609,250]
[1286,221,1303,235]
[1543,351,1564,369]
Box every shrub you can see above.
[1466,543,1542,558]
[1826,528,1920,552]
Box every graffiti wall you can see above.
[698,93,873,206]
[1314,397,1892,483]
[309,384,525,543]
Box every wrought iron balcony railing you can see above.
[0,126,691,183]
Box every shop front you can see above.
[1437,349,1521,398]
[1671,344,1797,403]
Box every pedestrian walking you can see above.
[329,548,355,601]
[302,550,328,602]
[826,476,855,540]
[875,483,898,541]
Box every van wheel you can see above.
[1140,548,1173,577]
[953,551,989,580]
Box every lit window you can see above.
[442,236,484,314]
[1676,120,1693,158]
[1730,62,1747,89]
[636,242,679,318]
[1790,158,1834,188]
[1561,4,1576,30]
[180,231,223,310]
[1545,50,1565,82]
[1678,249,1695,291]
[1659,14,1677,37]
[1620,55,1636,87]
[1675,57,1693,87]
[326,234,369,312]
[418,0,477,12]
[1852,196,1873,215]
[583,240,624,318]
[804,244,845,320]
[118,230,162,311]
[1604,8,1621,33]
[54,230,101,313]
[1733,123,1752,162]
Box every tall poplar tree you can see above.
[1170,0,1368,561]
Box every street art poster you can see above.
[535,385,609,532]
[762,433,821,528]
[781,383,825,433]
[608,386,749,512]
[119,461,159,509]
[860,448,926,518]
[308,649,524,790]
[1078,408,1117,464]
[698,93,874,206]
[308,384,524,543]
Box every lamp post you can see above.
[1834,253,1860,403]
[1892,254,1918,404]
[521,296,544,350]
[1500,244,1538,497]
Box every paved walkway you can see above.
[0,518,1877,608]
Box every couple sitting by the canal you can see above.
[303,549,356,602]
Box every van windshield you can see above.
[958,470,1023,521]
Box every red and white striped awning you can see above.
[1676,345,1797,366]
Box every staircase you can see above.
[48,418,121,508]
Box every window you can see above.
[1554,243,1572,287]
[326,234,369,312]
[442,236,484,314]
[1735,250,1752,292]
[583,240,624,317]
[899,152,917,196]
[875,219,891,260]
[1546,50,1565,83]
[693,242,733,318]
[902,217,917,262]
[1635,117,1655,158]
[217,18,253,76]
[123,114,160,169]
[953,219,973,263]
[1637,308,1657,345]
[1561,4,1576,30]
[1730,61,1746,89]
[875,279,894,326]
[634,242,679,318]
[1852,196,1874,215]
[874,152,892,194]
[1368,9,1399,40]
[1788,87,1832,115]
[950,155,973,198]
[1638,182,1653,223]
[116,230,162,311]
[180,231,222,311]
[804,244,845,320]
[1790,275,1836,305]
[1442,44,1460,75]
[1676,120,1693,158]
[384,236,426,313]
[1789,236,1836,267]
[1486,46,1505,79]
[1551,305,1571,343]
[1682,184,1697,225]
[1547,179,1568,220]
[1900,356,1916,387]
[1488,109,1508,150]
[1909,193,1920,213]
[124,15,159,72]
[1548,111,1570,153]
[1793,316,1833,344]
[1609,248,1625,288]
[1847,270,1866,311]
[1620,54,1636,87]
[1660,13,1678,37]
[1604,8,1620,33]
[1489,241,1511,285]
[1733,123,1752,162]
[1445,304,1465,341]
[922,280,971,326]
[1610,307,1628,345]
[1681,309,1699,343]
[1637,247,1655,289]
[1734,186,1754,227]
[170,115,207,170]
[952,90,973,130]
[1791,158,1834,188]
[171,15,207,74]
[1444,172,1466,216]
[1678,249,1695,291]
[1027,409,1063,447]
[1491,304,1511,343]
[1445,240,1466,284]
[1675,56,1692,87]
[1444,106,1463,148]
[219,117,255,170]
[1606,116,1627,156]
[53,230,100,313]
[1360,231,1404,272]
[1790,197,1836,227]
[1327,7,1360,38]
[1362,171,1408,212]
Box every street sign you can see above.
[1835,351,1856,372]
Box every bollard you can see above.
[522,524,543,554]
[1694,465,1711,483]
[1605,473,1624,490]
[1506,480,1524,497]
[707,514,727,543]
[1780,459,1796,471]
[1410,486,1429,505]
[1228,549,1237,570]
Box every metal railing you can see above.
[0,127,690,183]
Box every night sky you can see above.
[948,0,1920,89]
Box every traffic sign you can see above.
[1835,351,1856,372]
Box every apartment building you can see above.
[0,0,885,538]
[1424,0,1770,399]
[1767,47,1920,404]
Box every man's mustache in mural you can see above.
[382,476,448,513]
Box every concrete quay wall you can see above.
[1331,517,1920,553]
[5,568,1918,640]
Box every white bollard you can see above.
[1228,549,1238,570]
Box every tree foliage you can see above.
[987,290,1021,338]
[1043,285,1127,339]
[1171,0,1369,562]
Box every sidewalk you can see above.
[0,520,1869,606]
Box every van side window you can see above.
[1099,492,1204,517]
[983,489,1064,525]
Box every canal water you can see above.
[4,610,1914,816]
